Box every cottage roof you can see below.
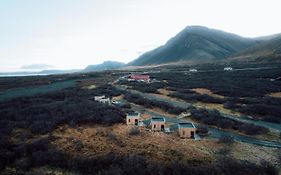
[129,75,150,80]
[127,111,140,117]
[178,122,195,128]
[151,116,165,122]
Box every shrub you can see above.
[196,127,208,136]
[128,127,140,136]
[107,131,118,141]
[219,135,234,144]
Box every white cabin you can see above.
[224,67,233,71]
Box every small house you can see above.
[224,67,233,71]
[151,116,165,131]
[94,95,106,101]
[126,112,141,126]
[189,69,198,72]
[99,98,111,104]
[94,95,111,104]
[178,122,196,139]
[128,75,150,83]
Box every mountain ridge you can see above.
[129,26,281,66]
[84,61,125,72]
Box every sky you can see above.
[0,0,281,72]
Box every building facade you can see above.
[126,112,141,125]
[151,117,165,131]
[178,122,196,139]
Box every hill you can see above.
[129,26,258,66]
[230,35,281,62]
[84,61,125,72]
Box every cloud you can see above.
[20,64,54,70]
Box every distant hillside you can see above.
[84,61,125,72]
[230,35,281,62]
[129,26,258,66]
[0,69,80,77]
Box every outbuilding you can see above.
[151,116,165,131]
[224,67,233,71]
[178,122,196,139]
[128,75,150,83]
[126,112,141,126]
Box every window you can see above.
[154,125,156,128]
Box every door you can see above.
[135,119,138,126]
[191,131,195,139]
[161,125,164,131]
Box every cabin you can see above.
[151,116,165,131]
[94,95,105,101]
[94,95,111,104]
[178,122,196,139]
[126,111,141,126]
[189,69,198,72]
[128,75,150,83]
[224,67,233,71]
[99,98,111,104]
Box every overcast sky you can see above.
[0,0,281,72]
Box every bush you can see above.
[128,127,140,136]
[219,135,234,144]
[196,127,208,136]
[190,109,269,135]
[123,93,185,115]
[0,87,126,134]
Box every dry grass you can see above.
[194,102,241,116]
[230,142,279,165]
[112,95,124,100]
[51,124,279,165]
[191,88,225,99]
[268,92,281,98]
[84,84,96,90]
[52,124,213,163]
[157,88,171,96]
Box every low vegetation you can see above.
[0,86,126,136]
[123,93,186,115]
[0,63,280,174]
[189,107,269,135]
[224,97,281,123]
[1,138,278,175]
[128,127,141,136]
[118,80,163,94]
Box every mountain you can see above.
[129,26,259,66]
[84,61,125,72]
[230,35,281,62]
[20,64,54,70]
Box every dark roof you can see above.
[127,112,140,117]
[178,122,195,128]
[151,116,165,122]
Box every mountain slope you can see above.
[129,26,258,66]
[84,61,125,72]
[230,35,281,62]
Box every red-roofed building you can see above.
[128,75,150,83]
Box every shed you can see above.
[178,122,196,139]
[128,75,150,83]
[126,112,141,126]
[224,67,233,71]
[151,116,165,131]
